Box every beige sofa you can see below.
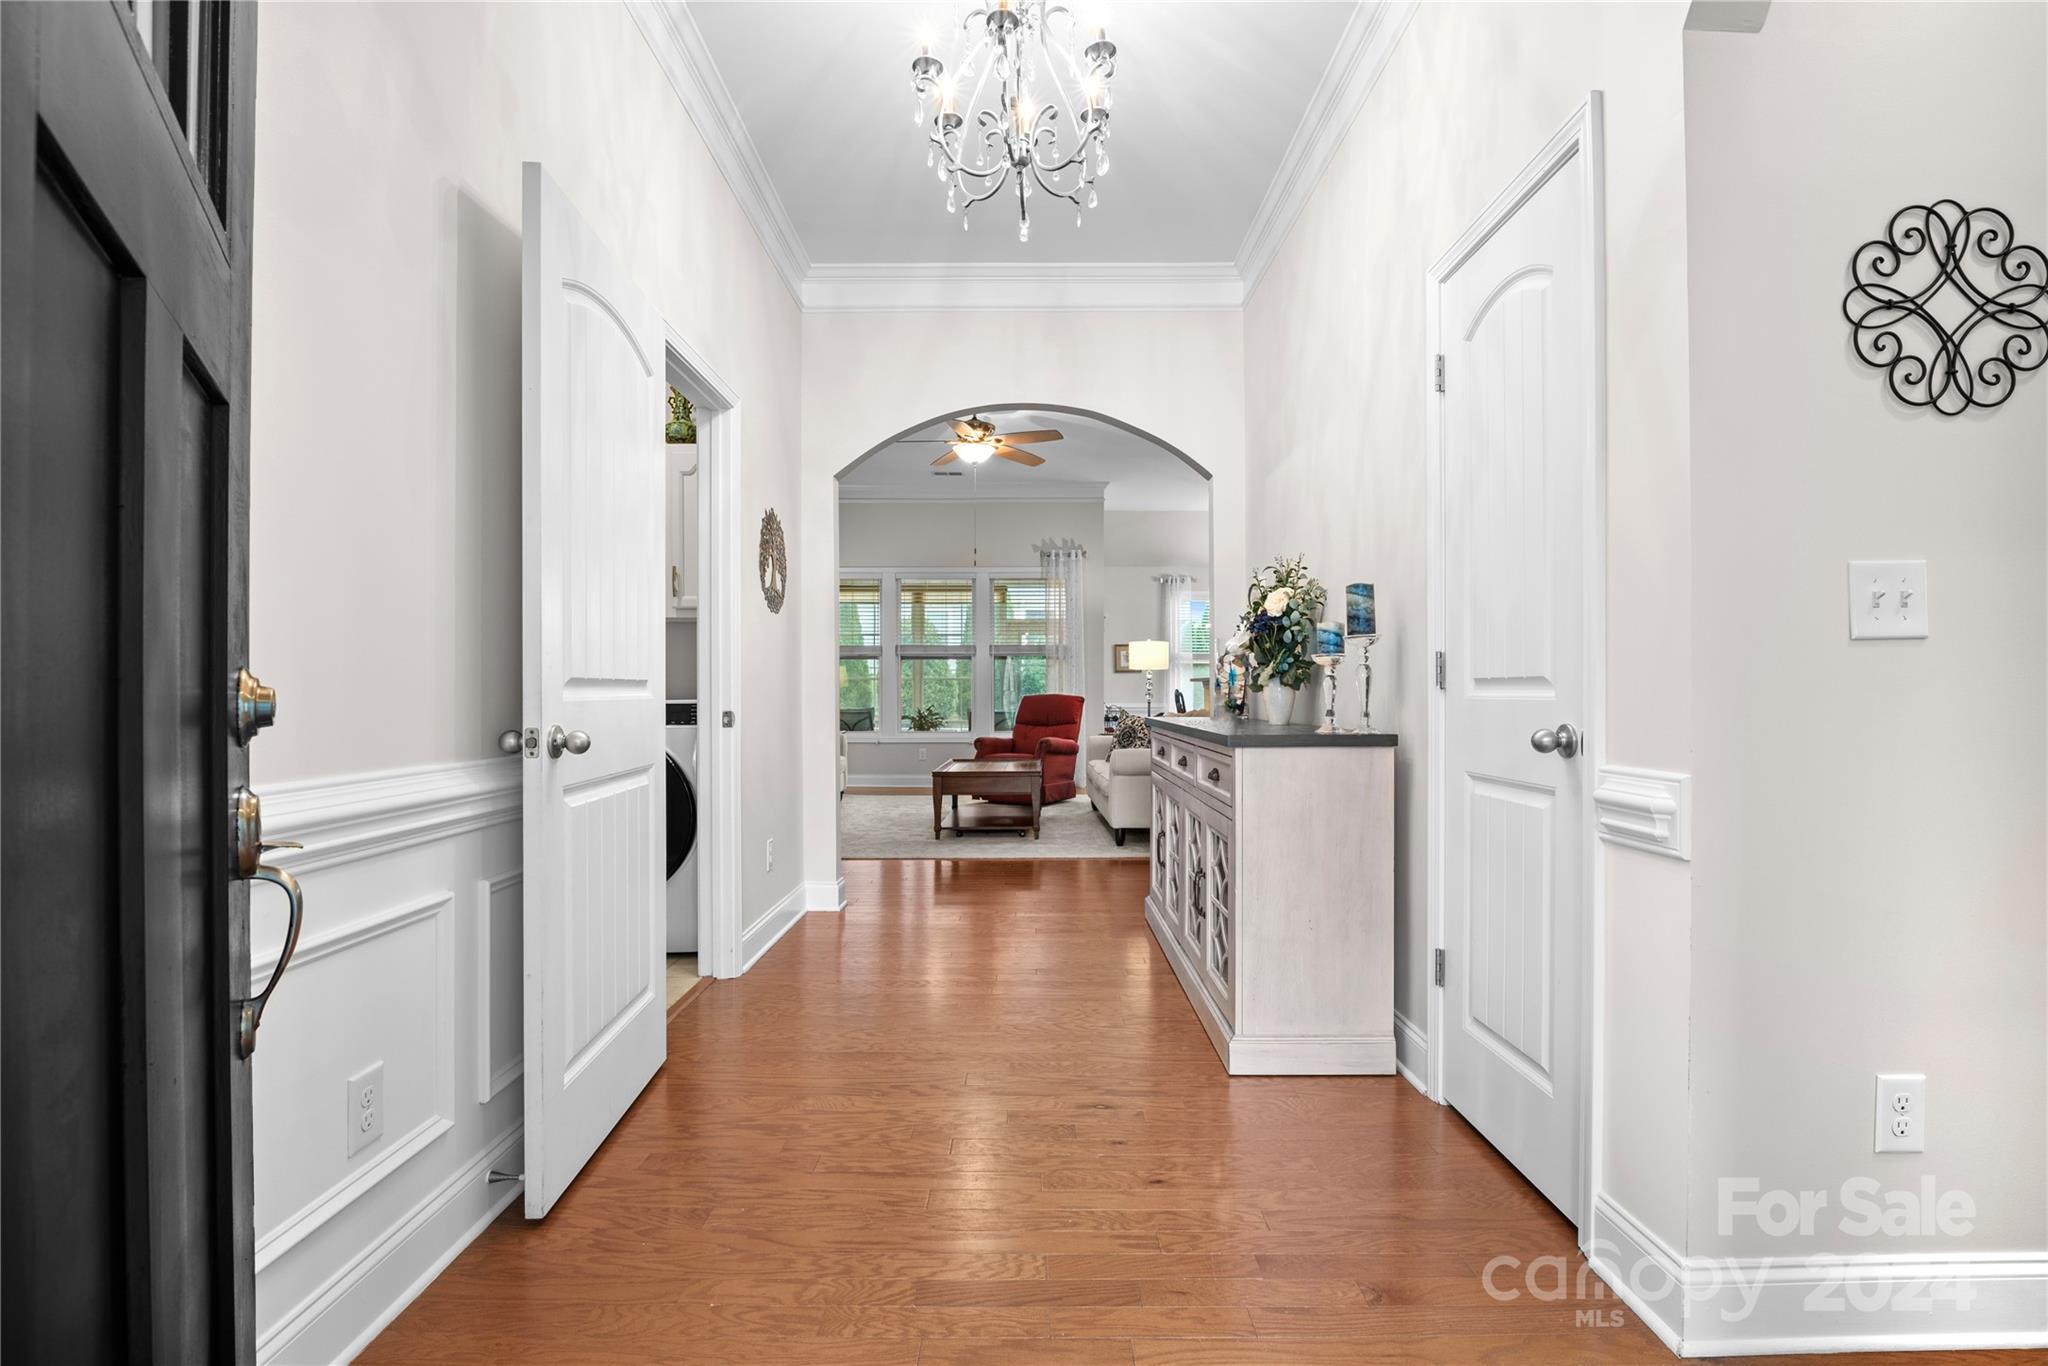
[1085,733,1153,846]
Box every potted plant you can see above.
[1237,554,1326,725]
[907,704,945,733]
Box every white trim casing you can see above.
[1593,765,1692,860]
[628,1,808,302]
[1423,95,1608,1244]
[1235,0,1419,297]
[665,322,746,981]
[804,262,1243,313]
[1392,1009,1429,1096]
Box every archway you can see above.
[829,404,1216,869]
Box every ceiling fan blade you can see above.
[950,419,981,441]
[931,450,959,466]
[997,429,1063,444]
[994,445,1046,467]
[901,438,954,443]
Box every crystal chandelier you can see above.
[907,2,1118,242]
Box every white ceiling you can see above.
[837,407,1209,511]
[686,2,1363,267]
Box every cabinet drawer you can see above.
[1191,748,1232,806]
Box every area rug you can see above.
[838,793,1148,860]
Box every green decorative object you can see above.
[1235,554,1327,693]
[907,704,945,732]
[665,385,697,444]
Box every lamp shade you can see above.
[1128,639,1170,672]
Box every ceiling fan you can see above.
[907,416,1063,468]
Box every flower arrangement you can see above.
[1232,554,1327,692]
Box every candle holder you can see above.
[1354,635,1378,733]
[1311,652,1349,734]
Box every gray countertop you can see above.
[1147,715,1399,749]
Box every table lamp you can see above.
[1129,640,1170,716]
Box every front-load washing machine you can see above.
[665,700,699,952]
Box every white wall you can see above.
[1243,0,1696,1245]
[801,311,1247,889]
[247,2,803,1355]
[1100,511,1210,712]
[1685,1,2047,1261]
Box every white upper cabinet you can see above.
[666,442,699,618]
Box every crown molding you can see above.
[633,0,1419,314]
[1234,0,1418,300]
[802,262,1245,313]
[629,1,809,304]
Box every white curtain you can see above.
[1158,574,1197,709]
[1037,539,1088,701]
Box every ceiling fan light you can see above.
[954,442,995,465]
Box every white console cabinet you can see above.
[1144,716,1396,1075]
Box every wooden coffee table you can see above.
[932,758,1043,839]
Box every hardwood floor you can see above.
[363,861,2009,1365]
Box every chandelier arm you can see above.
[957,174,1011,212]
[1028,163,1084,209]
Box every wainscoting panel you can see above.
[252,760,522,1364]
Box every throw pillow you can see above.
[1111,712,1150,751]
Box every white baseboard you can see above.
[740,881,807,970]
[804,877,847,912]
[1393,1009,1429,1095]
[1588,1191,2048,1357]
[261,1126,522,1364]
[1587,1192,1689,1356]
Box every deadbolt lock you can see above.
[233,667,278,746]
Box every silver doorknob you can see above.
[1530,723,1582,759]
[547,725,592,758]
[497,729,524,755]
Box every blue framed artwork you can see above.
[1345,582,1376,637]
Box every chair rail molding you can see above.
[1592,764,1691,860]
[260,757,520,874]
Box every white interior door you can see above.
[520,162,667,1217]
[1438,138,1592,1222]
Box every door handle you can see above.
[230,786,305,1057]
[547,725,592,758]
[1530,723,1583,759]
[232,666,278,746]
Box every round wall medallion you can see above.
[758,508,788,614]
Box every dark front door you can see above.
[2,3,262,1361]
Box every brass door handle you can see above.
[229,786,305,1056]
[233,666,277,746]
[547,725,592,758]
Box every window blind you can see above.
[838,579,880,651]
[898,579,974,652]
[992,577,1061,653]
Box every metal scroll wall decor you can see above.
[758,508,787,614]
[1842,200,2046,414]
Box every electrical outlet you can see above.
[918,747,928,762]
[348,1061,385,1157]
[1875,1073,1926,1152]
[764,837,774,873]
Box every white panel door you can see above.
[521,162,666,1218]
[1439,143,1590,1222]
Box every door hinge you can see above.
[1435,651,1446,690]
[1434,947,1446,987]
[1432,354,1445,393]
[721,710,735,728]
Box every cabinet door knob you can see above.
[1207,767,1220,782]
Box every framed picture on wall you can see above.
[1113,643,1135,673]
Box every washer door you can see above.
[665,753,698,879]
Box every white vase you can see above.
[1255,683,1301,725]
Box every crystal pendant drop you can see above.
[927,147,935,167]
[1019,216,1030,243]
[946,185,956,213]
[1087,187,1098,209]
[1075,208,1082,227]
[963,211,970,231]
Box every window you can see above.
[897,579,974,731]
[1173,593,1212,712]
[836,570,1067,737]
[992,577,1059,729]
[838,579,880,731]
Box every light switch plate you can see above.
[1848,561,1929,640]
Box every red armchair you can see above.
[972,694,1085,803]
